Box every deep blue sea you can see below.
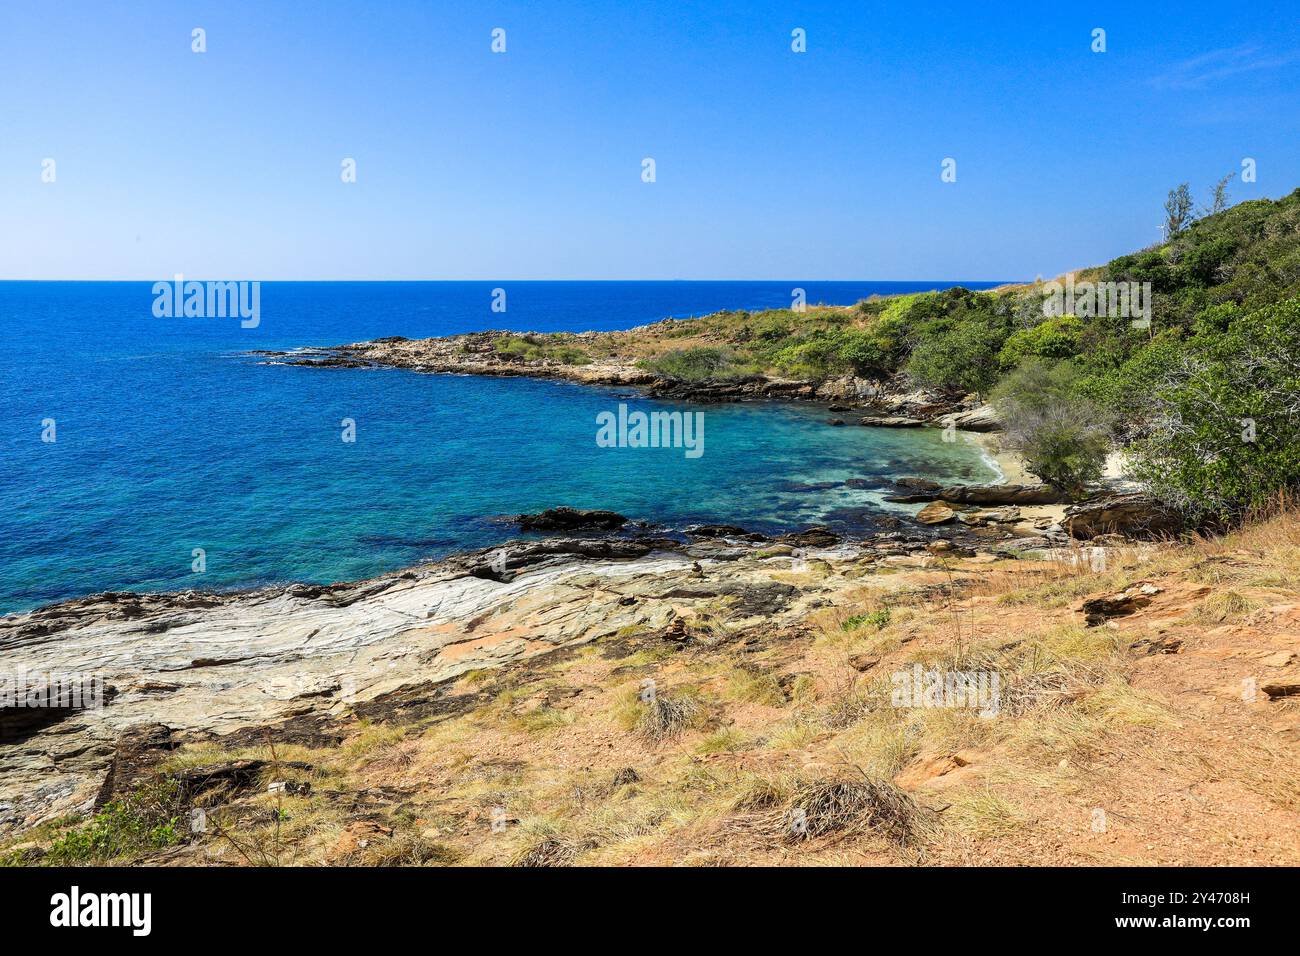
[0,280,1009,615]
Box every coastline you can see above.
[0,323,1087,841]
[971,431,1030,485]
[6,327,1285,866]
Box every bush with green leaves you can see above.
[45,777,184,865]
[904,316,1009,396]
[998,314,1084,370]
[493,334,590,365]
[1125,297,1300,524]
[991,359,1111,495]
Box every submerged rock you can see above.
[685,524,768,542]
[516,507,628,532]
[777,526,841,548]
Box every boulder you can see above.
[1064,494,1180,540]
[516,507,628,532]
[847,654,880,672]
[915,501,957,525]
[935,404,1002,432]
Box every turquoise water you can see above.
[0,281,1002,614]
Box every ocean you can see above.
[0,280,1008,615]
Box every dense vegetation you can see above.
[636,187,1300,522]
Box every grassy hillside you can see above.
[611,188,1300,522]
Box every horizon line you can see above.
[0,277,1024,284]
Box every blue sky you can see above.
[3,1,1298,280]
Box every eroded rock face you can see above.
[1064,494,1181,540]
[935,404,1001,433]
[814,375,881,403]
[0,535,856,835]
[915,501,957,525]
[1078,582,1163,625]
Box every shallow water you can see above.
[0,281,1002,614]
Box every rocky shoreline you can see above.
[251,328,1000,430]
[1,488,1171,835]
[0,330,1178,840]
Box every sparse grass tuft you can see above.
[1187,590,1260,624]
[948,787,1025,839]
[632,691,704,742]
[741,773,932,847]
[513,836,595,867]
[696,728,748,754]
[724,667,787,707]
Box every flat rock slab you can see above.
[0,542,851,834]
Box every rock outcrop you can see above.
[914,501,958,525]
[887,482,1074,506]
[1077,582,1163,626]
[516,508,628,532]
[0,529,864,834]
[1064,493,1181,540]
[934,403,1001,432]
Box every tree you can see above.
[1126,297,1300,524]
[1163,183,1194,239]
[1205,172,1234,216]
[990,358,1111,496]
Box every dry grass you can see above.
[636,693,703,742]
[729,771,933,848]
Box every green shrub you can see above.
[45,778,184,865]
[905,317,1009,396]
[494,335,590,365]
[842,609,890,631]
[991,359,1111,495]
[998,315,1084,370]
[1126,297,1300,523]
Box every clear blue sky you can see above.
[3,1,1297,280]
